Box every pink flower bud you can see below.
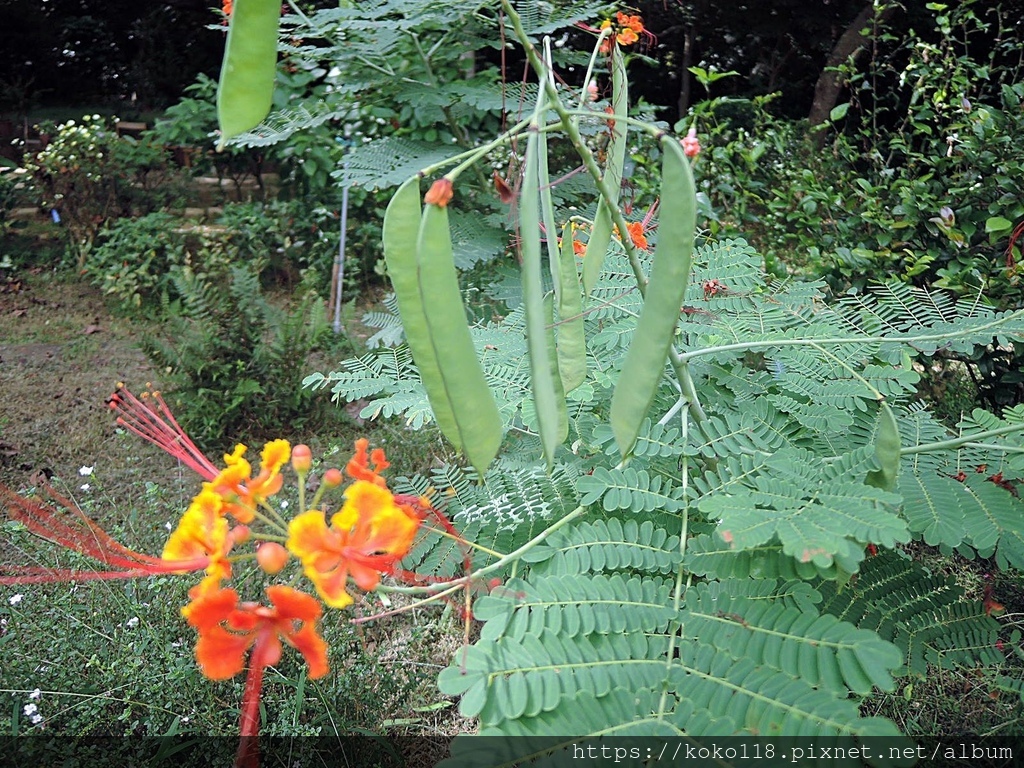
[682,127,701,159]
[291,444,312,474]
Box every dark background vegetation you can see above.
[3,0,1021,121]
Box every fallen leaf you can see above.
[83,324,101,335]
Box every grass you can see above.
[0,252,469,761]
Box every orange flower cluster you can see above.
[599,12,645,53]
[2,387,464,768]
[612,220,650,251]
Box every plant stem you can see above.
[900,422,1024,457]
[674,310,1024,365]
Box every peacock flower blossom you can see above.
[183,584,328,766]
[162,489,243,595]
[204,440,290,524]
[286,480,420,608]
[184,585,328,681]
[595,12,647,53]
[345,437,390,487]
[625,221,649,250]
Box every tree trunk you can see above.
[807,2,897,147]
[677,26,694,118]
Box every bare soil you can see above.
[0,267,188,503]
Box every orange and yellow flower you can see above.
[184,585,328,680]
[162,489,240,595]
[612,220,650,251]
[286,480,419,608]
[598,12,646,53]
[205,440,290,523]
[625,221,648,250]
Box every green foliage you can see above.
[142,263,331,444]
[22,115,185,266]
[215,198,352,291]
[147,74,268,201]
[86,200,357,315]
[85,213,234,312]
[308,1,1024,747]
[0,167,27,242]
[818,550,1003,678]
[692,2,1024,302]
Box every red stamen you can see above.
[0,482,209,584]
[109,387,220,480]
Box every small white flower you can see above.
[280,500,289,509]
[23,703,37,716]
[125,617,139,629]
[164,521,174,531]
[79,466,94,476]
[29,689,41,700]
[30,714,43,725]
[80,483,91,492]
[9,594,23,605]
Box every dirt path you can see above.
[0,268,195,505]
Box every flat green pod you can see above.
[217,0,281,142]
[556,223,587,392]
[521,127,569,467]
[382,177,462,450]
[610,136,697,457]
[416,199,503,474]
[865,401,901,491]
[582,44,628,297]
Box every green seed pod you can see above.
[865,401,901,491]
[610,135,697,457]
[217,0,281,142]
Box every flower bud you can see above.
[682,127,701,159]
[424,178,454,208]
[291,444,312,474]
[323,468,343,488]
[256,542,289,574]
